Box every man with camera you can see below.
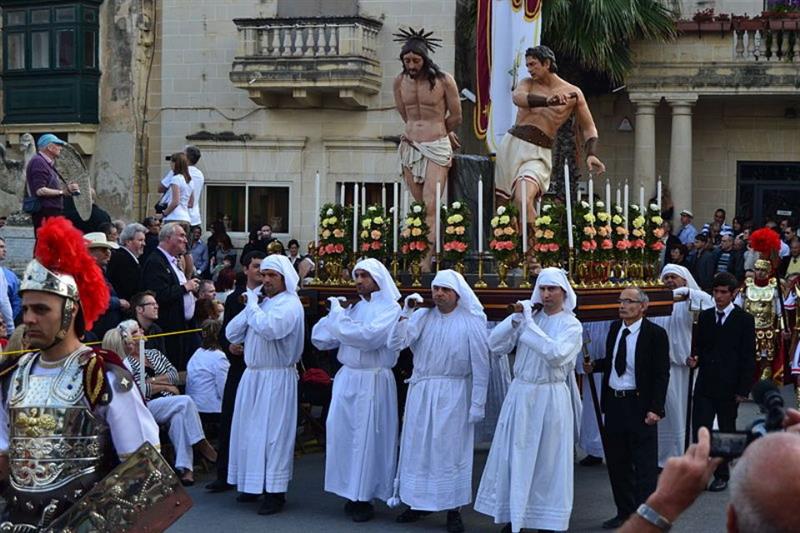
[688,271,756,492]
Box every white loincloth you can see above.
[494,132,552,201]
[398,136,453,184]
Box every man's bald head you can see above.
[728,432,800,532]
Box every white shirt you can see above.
[186,347,229,413]
[158,247,195,321]
[609,318,643,391]
[162,167,204,227]
[162,173,192,223]
[714,302,734,326]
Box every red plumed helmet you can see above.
[749,228,781,258]
[22,216,110,330]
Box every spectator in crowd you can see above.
[25,134,80,231]
[732,216,743,235]
[162,152,194,228]
[213,254,237,293]
[668,244,689,268]
[108,222,146,301]
[160,146,205,231]
[660,220,681,267]
[190,226,209,276]
[194,298,221,325]
[141,216,162,261]
[111,219,125,241]
[98,221,118,244]
[765,221,790,258]
[780,238,800,278]
[86,231,127,340]
[0,317,9,348]
[197,279,216,301]
[258,223,277,250]
[208,220,234,273]
[677,210,697,246]
[713,232,745,283]
[141,222,198,370]
[241,229,263,261]
[287,239,315,282]
[690,234,716,292]
[132,290,166,354]
[713,208,726,228]
[782,225,796,245]
[186,319,229,420]
[0,237,19,328]
[105,320,217,486]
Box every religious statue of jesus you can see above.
[393,28,462,271]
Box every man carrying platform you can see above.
[394,28,462,270]
[0,217,161,531]
[496,45,605,243]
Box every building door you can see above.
[737,162,800,226]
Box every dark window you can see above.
[206,185,292,234]
[56,29,75,68]
[31,31,50,69]
[55,6,75,22]
[30,9,50,24]
[6,33,25,70]
[6,10,25,26]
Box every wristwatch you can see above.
[636,503,672,531]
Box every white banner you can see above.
[488,0,542,152]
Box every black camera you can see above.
[710,380,786,459]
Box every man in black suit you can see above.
[687,271,755,492]
[206,250,265,493]
[140,222,199,370]
[584,286,670,529]
[108,222,147,301]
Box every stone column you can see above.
[630,95,659,195]
[667,95,698,223]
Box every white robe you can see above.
[577,320,612,459]
[651,288,713,466]
[312,295,401,502]
[475,310,583,532]
[226,290,304,494]
[475,321,512,445]
[387,306,490,511]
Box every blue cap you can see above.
[36,134,67,150]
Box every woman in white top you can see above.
[162,152,194,226]
[187,319,230,414]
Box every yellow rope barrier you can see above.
[0,327,203,357]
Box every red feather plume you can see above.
[749,228,781,257]
[34,217,109,330]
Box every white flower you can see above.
[596,201,605,208]
[542,204,552,212]
[413,205,422,213]
[580,200,589,209]
[452,201,461,209]
[497,206,506,215]
[389,207,395,214]
[649,203,660,211]
[326,208,334,216]
[631,204,640,211]
[615,205,623,213]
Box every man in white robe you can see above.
[652,264,713,466]
[386,270,490,533]
[578,320,612,465]
[311,258,402,523]
[225,255,304,515]
[475,268,583,533]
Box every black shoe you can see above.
[579,454,603,467]
[351,501,375,523]
[708,478,728,492]
[396,508,432,523]
[344,500,356,516]
[602,515,627,529]
[446,510,465,533]
[205,480,234,493]
[236,492,260,503]
[258,493,286,515]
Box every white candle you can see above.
[435,181,441,254]
[521,178,528,254]
[605,179,611,212]
[623,182,629,230]
[588,177,594,217]
[353,183,359,254]
[403,189,410,221]
[639,183,645,213]
[577,187,582,203]
[339,181,345,205]
[564,163,574,250]
[478,176,484,253]
[361,183,366,216]
[657,177,662,212]
[314,171,320,247]
[393,182,399,253]
[616,187,621,208]
[381,183,386,212]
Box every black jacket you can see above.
[219,285,247,374]
[141,248,189,369]
[694,306,756,399]
[595,318,670,418]
[108,248,141,301]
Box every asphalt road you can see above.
[169,387,796,532]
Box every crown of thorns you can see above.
[393,27,442,53]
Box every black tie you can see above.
[717,311,725,326]
[615,328,630,377]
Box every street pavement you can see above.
[169,387,793,532]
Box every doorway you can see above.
[736,162,800,226]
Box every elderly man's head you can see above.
[727,432,800,532]
[159,222,188,256]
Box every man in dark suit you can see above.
[140,222,198,370]
[584,286,669,529]
[687,271,755,492]
[108,222,147,301]
[205,250,265,493]
[710,232,745,284]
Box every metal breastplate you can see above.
[5,349,113,529]
[743,278,777,330]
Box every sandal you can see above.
[179,469,195,486]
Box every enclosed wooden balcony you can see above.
[230,16,383,109]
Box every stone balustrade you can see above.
[732,26,800,61]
